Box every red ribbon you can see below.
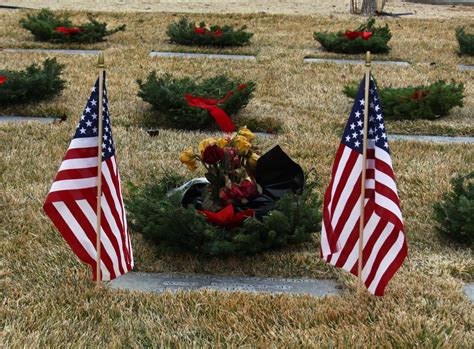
[198,204,254,228]
[343,31,373,41]
[194,27,206,35]
[185,84,247,133]
[0,76,7,85]
[55,27,83,35]
[194,27,223,37]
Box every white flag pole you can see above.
[95,52,105,287]
[358,51,371,291]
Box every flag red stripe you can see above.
[45,187,97,203]
[67,199,117,279]
[64,147,98,160]
[334,201,375,270]
[363,225,399,287]
[54,167,98,182]
[330,151,360,216]
[43,202,96,267]
[105,160,130,264]
[373,240,407,296]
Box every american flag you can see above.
[43,73,133,281]
[320,75,407,296]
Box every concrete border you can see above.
[304,57,409,66]
[2,48,101,55]
[150,51,256,60]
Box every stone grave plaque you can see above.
[391,134,474,144]
[304,57,409,66]
[150,51,256,61]
[2,48,100,55]
[109,272,341,297]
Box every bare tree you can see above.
[351,0,385,16]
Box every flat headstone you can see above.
[464,283,474,303]
[458,64,474,71]
[109,272,341,297]
[150,51,256,61]
[0,116,61,124]
[390,134,474,144]
[304,57,409,66]
[2,48,100,55]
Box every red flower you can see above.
[213,29,223,37]
[55,26,82,35]
[0,76,7,85]
[343,31,373,41]
[198,204,254,228]
[224,147,240,168]
[194,27,207,35]
[219,180,258,205]
[239,180,258,198]
[411,90,429,101]
[202,144,225,164]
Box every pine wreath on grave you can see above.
[20,8,125,43]
[127,128,322,256]
[0,58,65,105]
[455,27,474,57]
[343,80,464,120]
[137,72,257,131]
[314,18,391,54]
[167,17,253,47]
[434,171,473,247]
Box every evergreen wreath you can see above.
[314,18,391,54]
[343,80,464,120]
[434,172,473,247]
[0,58,65,105]
[455,27,474,56]
[167,17,253,47]
[127,173,321,256]
[137,72,256,130]
[20,8,126,43]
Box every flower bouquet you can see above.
[127,128,322,256]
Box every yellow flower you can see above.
[247,152,260,169]
[198,137,216,155]
[234,135,252,154]
[216,137,228,148]
[179,147,197,171]
[238,126,255,142]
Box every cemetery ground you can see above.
[1,8,474,347]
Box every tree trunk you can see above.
[361,0,377,16]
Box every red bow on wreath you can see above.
[0,76,7,85]
[185,84,247,133]
[198,204,255,228]
[411,90,429,101]
[343,31,373,41]
[194,27,223,37]
[55,27,83,35]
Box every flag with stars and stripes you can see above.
[43,72,133,281]
[320,75,407,296]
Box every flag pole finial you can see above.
[98,51,105,68]
[365,51,371,67]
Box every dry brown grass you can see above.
[1,8,474,348]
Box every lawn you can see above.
[1,7,473,347]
